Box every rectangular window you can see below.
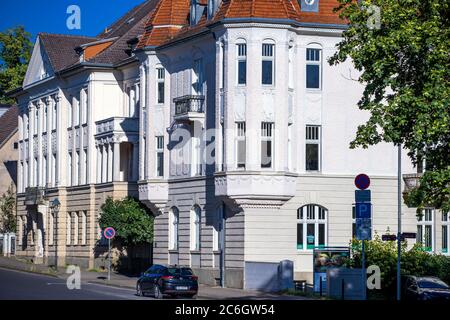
[81,89,88,124]
[52,153,56,187]
[261,122,274,168]
[49,212,54,246]
[237,43,247,85]
[156,136,164,177]
[52,97,57,131]
[417,208,434,252]
[192,59,203,95]
[306,48,321,89]
[34,108,38,135]
[306,125,321,171]
[43,105,48,133]
[68,99,72,128]
[66,212,71,245]
[68,151,72,186]
[73,212,78,246]
[73,96,79,127]
[157,68,165,104]
[81,211,87,246]
[236,122,246,168]
[443,212,449,254]
[262,43,275,85]
[83,148,87,185]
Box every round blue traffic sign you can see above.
[104,227,116,240]
[355,174,371,190]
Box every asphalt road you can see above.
[0,267,147,300]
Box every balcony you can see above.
[138,180,169,216]
[25,187,46,206]
[173,95,205,122]
[215,171,297,209]
[403,173,422,192]
[95,117,139,137]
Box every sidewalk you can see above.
[0,256,310,300]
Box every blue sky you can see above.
[0,0,145,41]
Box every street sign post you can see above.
[104,227,116,281]
[354,174,372,301]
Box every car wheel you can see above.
[187,294,197,299]
[154,285,163,299]
[136,283,144,297]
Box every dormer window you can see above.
[190,0,207,26]
[299,0,319,13]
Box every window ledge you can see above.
[168,250,179,254]
[190,250,201,254]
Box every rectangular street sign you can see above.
[401,232,417,239]
[355,202,372,219]
[356,218,372,240]
[355,190,371,203]
[382,234,397,241]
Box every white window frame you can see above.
[213,206,221,252]
[442,211,449,254]
[261,42,275,86]
[169,207,179,251]
[297,204,328,251]
[73,95,80,127]
[236,41,247,86]
[156,136,164,177]
[81,88,88,125]
[305,125,321,172]
[235,122,246,169]
[417,208,434,252]
[190,206,201,251]
[33,106,38,135]
[156,67,165,104]
[261,122,274,169]
[306,47,322,90]
[43,103,48,133]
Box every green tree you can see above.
[0,26,33,104]
[350,235,450,299]
[0,184,17,233]
[329,0,450,212]
[99,197,154,245]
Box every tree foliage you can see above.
[329,0,449,212]
[0,184,16,233]
[350,234,450,298]
[0,26,33,104]
[99,197,154,245]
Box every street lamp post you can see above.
[397,144,402,301]
[49,198,61,269]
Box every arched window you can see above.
[190,206,201,251]
[169,207,179,250]
[297,204,328,250]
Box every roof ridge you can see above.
[38,32,98,39]
[98,0,148,37]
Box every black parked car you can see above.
[136,265,198,299]
[402,276,450,301]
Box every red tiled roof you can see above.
[0,105,18,147]
[139,0,345,48]
[137,0,190,47]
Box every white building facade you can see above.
[12,0,448,286]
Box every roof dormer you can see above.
[190,0,207,26]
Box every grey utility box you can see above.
[326,268,365,300]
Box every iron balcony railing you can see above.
[174,95,205,116]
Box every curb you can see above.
[88,280,136,290]
[0,264,59,278]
